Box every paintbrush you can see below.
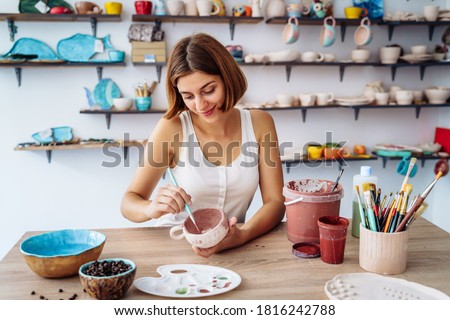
[166,168,200,231]
[389,191,404,233]
[395,184,413,230]
[355,185,367,229]
[395,171,444,232]
[406,202,429,229]
[400,157,417,192]
[383,194,398,232]
[362,183,378,231]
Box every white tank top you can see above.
[150,108,259,227]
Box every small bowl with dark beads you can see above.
[79,258,136,300]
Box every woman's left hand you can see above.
[192,217,239,258]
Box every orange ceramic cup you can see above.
[323,147,351,159]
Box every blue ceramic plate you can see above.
[93,78,121,110]
[4,38,60,61]
[20,229,106,258]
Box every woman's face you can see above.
[177,71,225,121]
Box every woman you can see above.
[121,33,285,258]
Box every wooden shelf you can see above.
[377,20,450,41]
[131,15,264,40]
[80,108,166,129]
[345,102,450,120]
[0,61,126,86]
[0,13,121,41]
[282,155,378,173]
[245,102,450,122]
[14,139,147,164]
[372,152,450,168]
[240,60,450,82]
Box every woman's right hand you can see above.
[143,184,192,219]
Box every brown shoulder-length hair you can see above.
[164,33,247,119]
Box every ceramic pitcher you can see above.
[212,0,226,16]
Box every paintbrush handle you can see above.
[394,197,424,232]
[166,169,196,224]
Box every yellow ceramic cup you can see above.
[105,2,122,14]
[308,145,323,159]
[344,7,368,19]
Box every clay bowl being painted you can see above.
[20,229,106,278]
[170,208,229,248]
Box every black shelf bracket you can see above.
[390,66,397,81]
[387,25,394,41]
[381,157,387,168]
[415,106,422,118]
[14,67,22,87]
[156,64,162,83]
[421,158,426,167]
[123,146,129,161]
[96,66,103,80]
[340,22,347,42]
[353,107,360,121]
[420,65,426,80]
[339,65,346,82]
[90,17,98,37]
[46,150,52,164]
[428,25,435,41]
[229,21,236,41]
[286,162,292,174]
[301,109,307,122]
[105,114,112,129]
[7,18,17,42]
[285,65,292,82]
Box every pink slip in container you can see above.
[283,179,344,244]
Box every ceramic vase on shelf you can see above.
[250,0,263,17]
[265,0,286,19]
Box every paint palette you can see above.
[325,273,450,300]
[133,264,241,298]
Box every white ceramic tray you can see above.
[325,273,450,300]
[134,264,241,298]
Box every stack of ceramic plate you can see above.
[334,96,373,106]
[400,54,434,64]
[438,10,450,21]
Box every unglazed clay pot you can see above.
[170,208,229,248]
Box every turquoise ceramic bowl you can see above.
[108,50,125,62]
[79,258,136,300]
[20,229,106,278]
[135,96,152,111]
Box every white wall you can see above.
[1,0,449,259]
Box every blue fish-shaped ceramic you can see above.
[84,78,121,110]
[3,38,60,60]
[57,34,113,62]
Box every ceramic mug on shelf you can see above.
[75,1,102,14]
[354,17,372,46]
[299,93,317,106]
[395,90,414,105]
[320,16,336,47]
[344,6,368,19]
[379,46,401,64]
[282,17,300,44]
[424,5,439,22]
[301,51,324,62]
[351,48,371,63]
[104,2,122,14]
[135,1,152,14]
[166,0,185,15]
[375,92,389,105]
[169,208,229,249]
[316,92,335,106]
[196,0,220,16]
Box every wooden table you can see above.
[1,219,449,300]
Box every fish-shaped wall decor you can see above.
[3,38,60,61]
[84,78,121,110]
[57,34,114,62]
